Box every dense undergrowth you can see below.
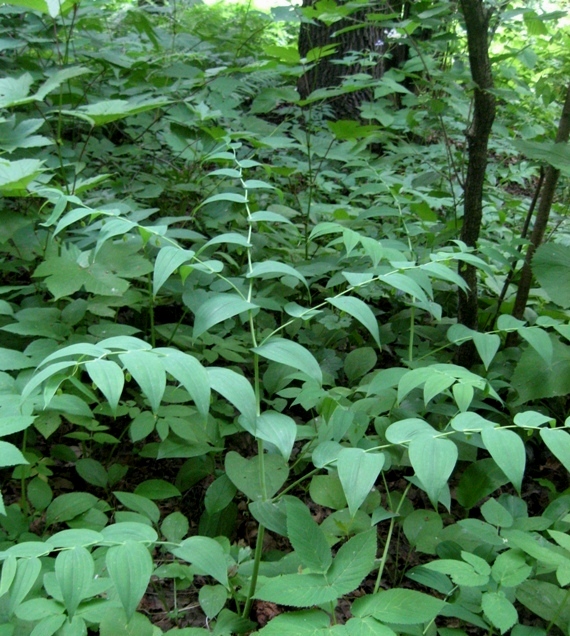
[1,0,570,634]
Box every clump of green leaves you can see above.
[1,0,570,634]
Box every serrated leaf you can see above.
[254,338,322,385]
[344,617,397,636]
[482,591,518,634]
[0,158,44,192]
[285,497,332,573]
[481,427,525,494]
[172,536,229,587]
[423,558,489,587]
[491,550,531,587]
[85,359,124,414]
[0,441,28,467]
[255,610,331,636]
[55,546,94,618]
[119,350,166,414]
[255,573,337,606]
[328,529,376,595]
[327,296,380,347]
[35,66,91,101]
[0,73,34,108]
[106,541,153,620]
[352,588,445,624]
[193,293,257,339]
[409,436,457,509]
[337,449,384,516]
[65,98,169,126]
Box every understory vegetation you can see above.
[1,0,570,634]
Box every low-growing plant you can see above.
[1,0,570,635]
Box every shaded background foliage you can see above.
[0,0,570,634]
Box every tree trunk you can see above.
[455,0,496,367]
[510,83,570,321]
[297,0,407,120]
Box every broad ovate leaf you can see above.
[55,546,94,618]
[481,427,525,494]
[327,530,377,595]
[254,338,322,385]
[155,348,210,416]
[193,293,257,339]
[106,541,153,620]
[208,367,256,433]
[85,359,124,414]
[408,436,458,509]
[118,350,165,414]
[153,246,195,297]
[285,497,332,573]
[256,411,296,460]
[352,588,446,624]
[171,536,229,588]
[327,296,380,347]
[337,448,384,517]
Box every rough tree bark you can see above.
[510,83,570,321]
[297,0,408,120]
[455,0,496,367]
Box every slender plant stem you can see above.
[373,482,412,594]
[242,523,265,619]
[408,304,415,365]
